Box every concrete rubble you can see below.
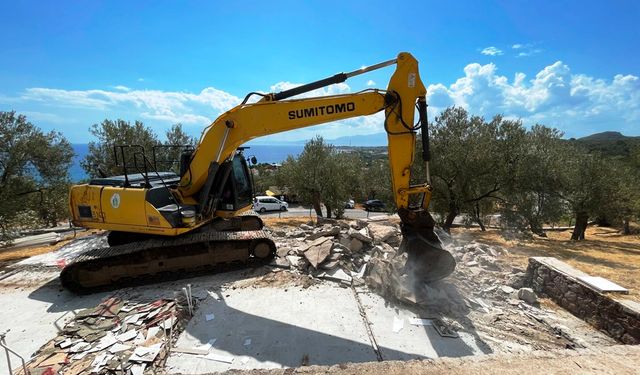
[266,216,617,352]
[14,295,191,375]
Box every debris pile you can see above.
[264,216,611,351]
[17,296,190,375]
[269,217,403,287]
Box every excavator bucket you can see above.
[398,208,456,283]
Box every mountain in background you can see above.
[573,131,640,158]
[324,132,387,146]
[265,132,388,147]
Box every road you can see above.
[256,205,387,219]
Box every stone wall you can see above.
[526,257,640,344]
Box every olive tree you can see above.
[81,119,159,178]
[0,111,73,240]
[278,136,353,218]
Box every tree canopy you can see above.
[0,111,74,240]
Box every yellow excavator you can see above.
[63,52,456,293]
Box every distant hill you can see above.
[572,131,640,158]
[325,132,387,146]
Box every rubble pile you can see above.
[265,215,608,351]
[18,296,190,375]
[268,216,532,307]
[269,217,404,287]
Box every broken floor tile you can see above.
[115,329,138,343]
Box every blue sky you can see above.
[1,0,639,144]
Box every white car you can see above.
[344,199,355,209]
[253,196,288,213]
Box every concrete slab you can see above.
[166,285,378,373]
[0,271,110,374]
[356,291,489,360]
[577,276,628,294]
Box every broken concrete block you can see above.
[349,238,363,252]
[356,218,370,228]
[306,226,340,241]
[303,240,333,269]
[321,268,352,282]
[272,257,290,268]
[338,234,351,247]
[302,236,332,250]
[501,285,515,294]
[348,227,372,243]
[276,247,290,258]
[299,224,314,231]
[518,287,537,304]
[286,255,303,268]
[367,223,398,243]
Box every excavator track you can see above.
[61,214,275,294]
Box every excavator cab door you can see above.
[216,155,254,213]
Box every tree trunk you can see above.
[312,191,323,217]
[442,199,459,233]
[325,203,332,219]
[571,211,589,240]
[595,215,610,227]
[473,202,486,232]
[623,218,631,235]
[528,220,547,237]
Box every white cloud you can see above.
[481,46,503,56]
[21,87,241,125]
[517,49,543,57]
[366,80,376,86]
[511,43,543,57]
[426,61,640,136]
[112,85,131,92]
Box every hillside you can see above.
[572,131,640,158]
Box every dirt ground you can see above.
[453,226,640,301]
[225,344,640,375]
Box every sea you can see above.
[70,144,303,182]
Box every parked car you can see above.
[344,199,355,209]
[253,196,288,213]
[364,199,385,212]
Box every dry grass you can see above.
[261,217,314,227]
[452,226,640,301]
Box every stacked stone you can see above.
[527,257,640,345]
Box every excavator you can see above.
[63,52,456,293]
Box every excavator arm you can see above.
[180,52,431,213]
